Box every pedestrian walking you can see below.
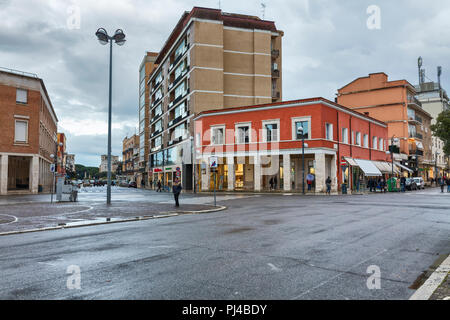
[157,180,162,192]
[172,177,182,207]
[379,178,385,193]
[326,176,332,195]
[306,173,314,192]
[446,177,450,193]
[400,176,406,192]
[269,177,274,190]
[438,176,445,193]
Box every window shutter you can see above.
[15,121,27,142]
[16,89,27,103]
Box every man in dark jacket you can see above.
[446,177,450,193]
[438,176,445,193]
[172,178,182,207]
[157,180,162,192]
[400,176,406,192]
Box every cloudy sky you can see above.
[1,0,449,166]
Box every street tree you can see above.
[430,109,450,156]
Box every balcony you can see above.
[168,110,189,128]
[272,69,280,78]
[407,96,422,108]
[169,88,189,109]
[271,49,279,59]
[151,128,162,138]
[272,90,280,99]
[409,132,423,140]
[169,44,189,71]
[169,66,189,91]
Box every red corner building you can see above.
[194,97,394,193]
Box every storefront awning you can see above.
[373,161,400,174]
[354,159,382,176]
[394,162,414,173]
[344,157,358,166]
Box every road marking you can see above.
[0,214,18,225]
[291,249,388,299]
[409,255,450,300]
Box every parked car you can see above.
[119,180,129,187]
[405,178,418,191]
[128,181,137,188]
[412,177,425,190]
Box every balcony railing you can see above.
[271,49,279,59]
[272,69,280,78]
[409,132,423,140]
[407,96,422,107]
[272,90,280,99]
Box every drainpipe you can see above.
[336,110,340,192]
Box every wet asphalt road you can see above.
[0,188,448,299]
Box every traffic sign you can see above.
[210,156,218,168]
[50,164,55,173]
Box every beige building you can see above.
[145,7,283,190]
[415,81,450,177]
[122,134,139,182]
[137,52,159,187]
[99,155,119,173]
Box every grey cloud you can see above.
[1,0,449,166]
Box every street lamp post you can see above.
[435,151,440,184]
[50,141,63,204]
[95,28,126,205]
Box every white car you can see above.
[412,177,425,189]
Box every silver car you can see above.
[412,177,425,189]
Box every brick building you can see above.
[194,97,392,193]
[337,73,433,180]
[145,6,283,190]
[0,67,58,195]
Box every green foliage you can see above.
[430,110,450,156]
[75,164,100,179]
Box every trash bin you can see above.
[387,177,397,192]
[341,183,347,194]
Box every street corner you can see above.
[410,254,450,300]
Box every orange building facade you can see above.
[337,73,433,180]
[194,98,392,193]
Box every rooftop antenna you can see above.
[218,0,221,10]
[437,66,442,100]
[261,2,266,19]
[418,56,423,85]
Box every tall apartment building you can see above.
[122,134,139,182]
[0,67,58,195]
[415,81,450,177]
[145,6,283,190]
[337,73,433,180]
[137,52,159,187]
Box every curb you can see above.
[0,205,227,237]
[409,254,450,300]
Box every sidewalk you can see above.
[410,254,450,300]
[0,191,223,235]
